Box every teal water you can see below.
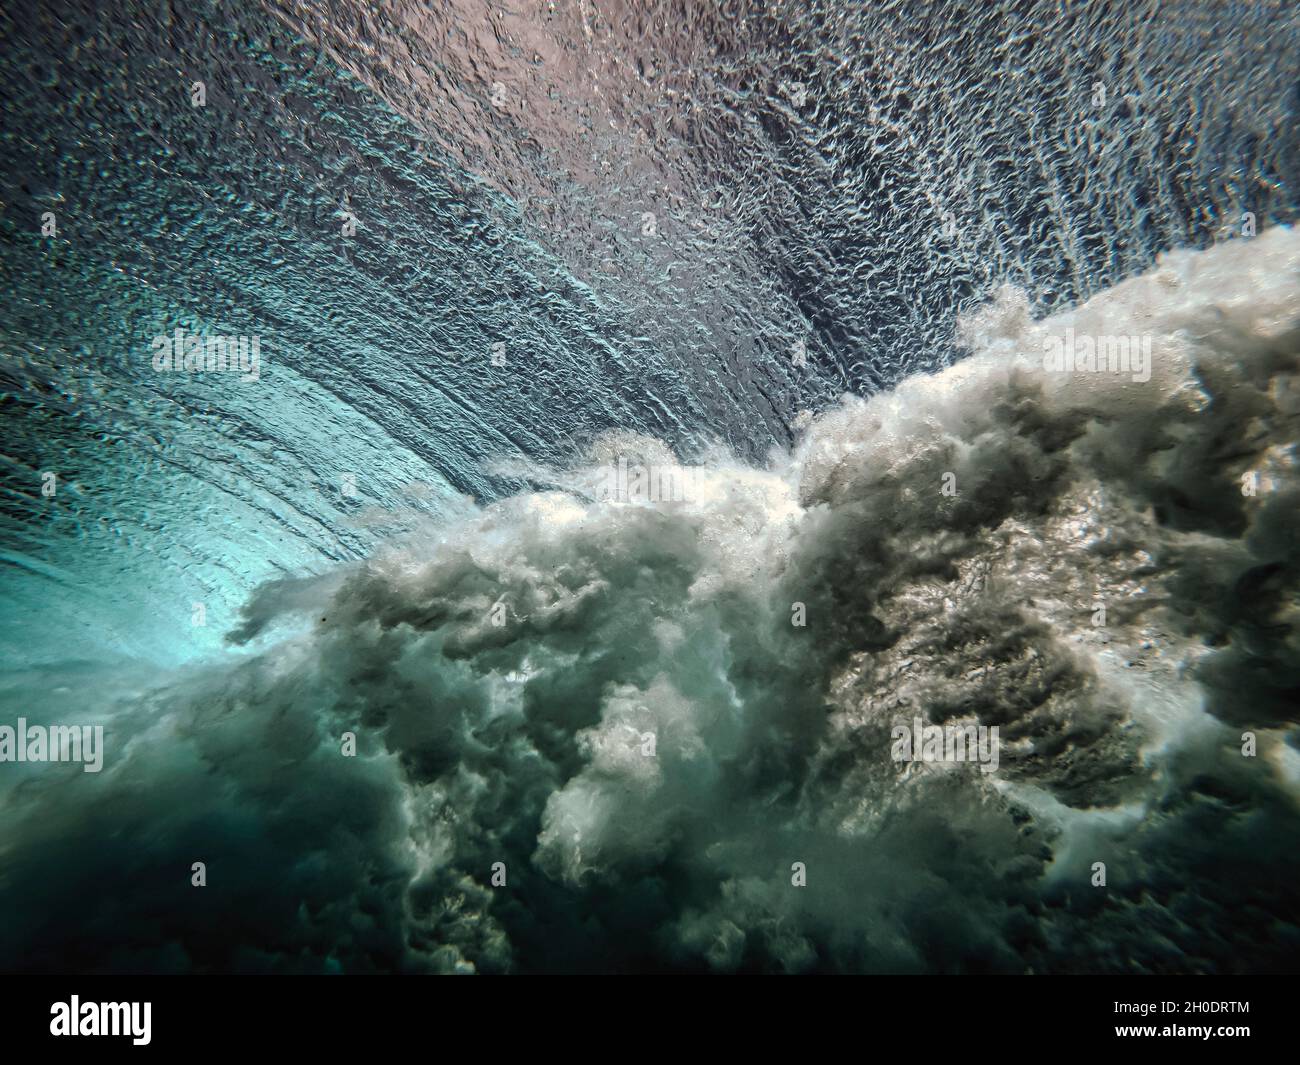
[1,0,1298,974]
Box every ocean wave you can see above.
[3,228,1297,972]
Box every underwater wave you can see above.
[2,228,1297,972]
[3,0,1297,670]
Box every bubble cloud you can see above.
[3,229,1297,973]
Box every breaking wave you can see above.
[3,227,1298,973]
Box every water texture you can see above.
[0,0,1297,973]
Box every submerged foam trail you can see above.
[2,230,1299,973]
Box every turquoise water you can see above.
[1,0,1298,973]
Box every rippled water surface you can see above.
[5,0,1295,664]
[1,0,1299,975]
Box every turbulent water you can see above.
[1,0,1299,973]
